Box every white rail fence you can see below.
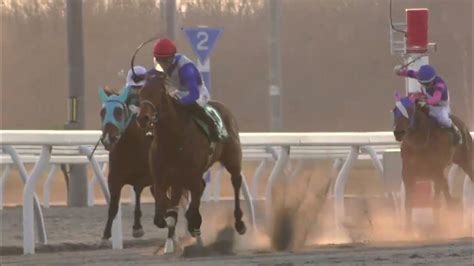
[1,130,472,255]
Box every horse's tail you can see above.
[451,115,473,181]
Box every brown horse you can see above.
[136,69,246,253]
[98,87,153,240]
[392,94,472,230]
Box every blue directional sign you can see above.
[183,27,223,63]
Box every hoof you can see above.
[132,228,144,238]
[154,218,166,228]
[182,242,210,258]
[195,235,204,247]
[235,221,246,235]
[190,228,201,238]
[164,238,176,254]
[100,239,111,247]
[448,198,462,209]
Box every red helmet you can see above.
[153,38,177,58]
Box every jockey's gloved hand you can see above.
[394,64,403,75]
[416,100,427,108]
[169,90,180,100]
[129,105,140,114]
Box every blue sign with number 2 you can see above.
[183,27,223,63]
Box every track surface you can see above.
[2,202,473,265]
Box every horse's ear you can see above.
[98,87,109,103]
[118,86,130,103]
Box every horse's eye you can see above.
[114,107,123,121]
[100,108,106,120]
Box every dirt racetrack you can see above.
[1,201,473,265]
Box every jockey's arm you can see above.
[397,68,417,79]
[426,83,445,106]
[178,64,200,105]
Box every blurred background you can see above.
[1,0,472,131]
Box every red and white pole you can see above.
[403,8,439,229]
[405,8,430,95]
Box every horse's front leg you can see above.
[163,186,183,254]
[403,180,415,232]
[432,180,442,228]
[401,160,418,233]
[132,185,145,238]
[103,182,122,240]
[402,164,416,233]
[154,184,168,229]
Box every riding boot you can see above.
[450,125,463,145]
[185,103,218,141]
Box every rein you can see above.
[89,136,104,160]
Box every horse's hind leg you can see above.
[435,173,459,208]
[103,182,122,240]
[132,185,145,238]
[222,161,246,235]
[231,173,246,234]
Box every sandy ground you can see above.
[1,162,473,265]
[2,237,474,266]
[1,201,473,266]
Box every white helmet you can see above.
[126,66,147,87]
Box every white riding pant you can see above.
[428,105,452,127]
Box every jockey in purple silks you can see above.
[152,38,219,140]
[394,64,462,144]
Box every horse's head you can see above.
[136,68,168,130]
[392,92,430,141]
[99,86,131,150]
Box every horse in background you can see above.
[136,69,247,253]
[392,93,472,230]
[98,86,153,240]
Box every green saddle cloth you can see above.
[192,105,228,142]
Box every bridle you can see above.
[140,100,159,123]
